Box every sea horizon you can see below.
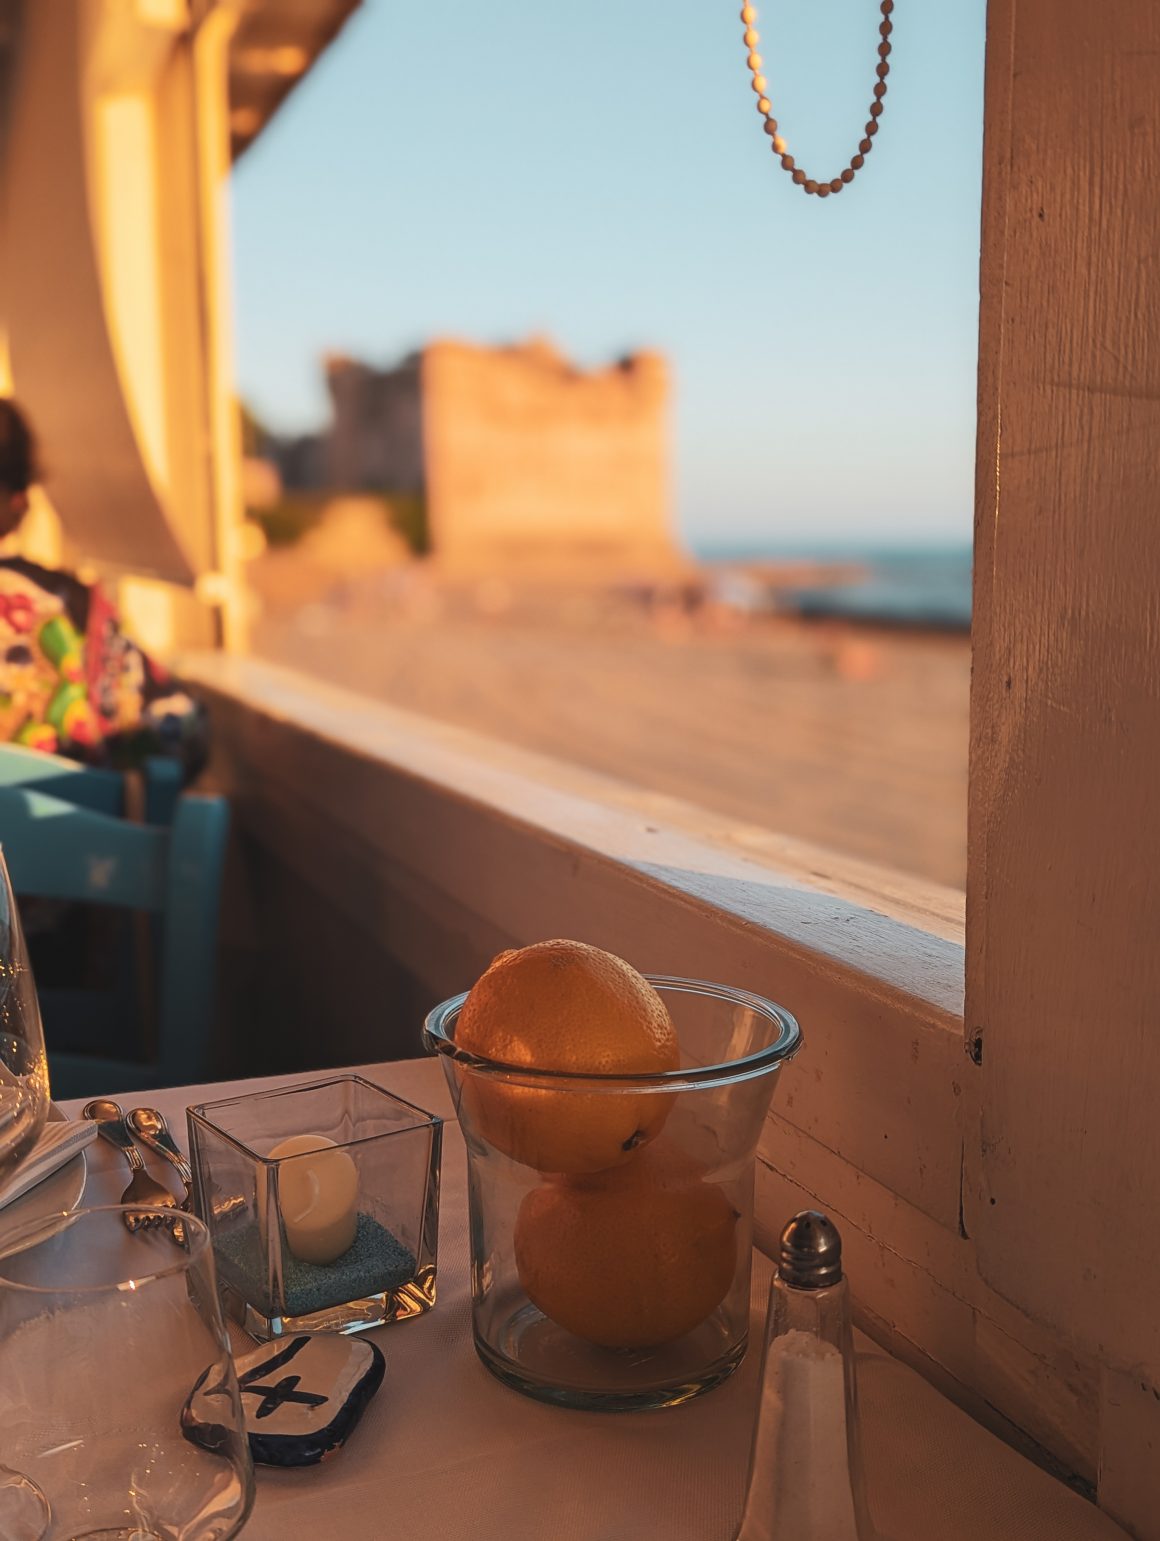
[690,534,973,563]
[689,536,973,631]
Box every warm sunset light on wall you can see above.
[232,44,311,78]
[230,106,264,139]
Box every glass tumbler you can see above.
[424,975,801,1410]
[0,847,48,1185]
[0,1206,254,1541]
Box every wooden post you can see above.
[191,2,249,652]
[968,0,1160,1531]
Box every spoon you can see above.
[81,1100,185,1238]
[125,1107,248,1225]
[126,1106,194,1195]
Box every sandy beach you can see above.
[250,549,969,892]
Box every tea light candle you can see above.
[269,1134,359,1265]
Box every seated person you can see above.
[0,398,211,1010]
[0,397,205,777]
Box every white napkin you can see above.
[0,1119,97,1210]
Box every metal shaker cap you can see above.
[777,1210,843,1289]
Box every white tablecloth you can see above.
[63,1060,1126,1541]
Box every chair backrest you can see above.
[0,743,183,826]
[0,784,229,1087]
[142,756,181,827]
[0,743,124,815]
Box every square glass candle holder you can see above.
[187,1075,441,1341]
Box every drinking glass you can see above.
[425,975,801,1410]
[0,848,48,1183]
[0,1206,254,1540]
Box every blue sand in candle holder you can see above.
[214,1212,417,1317]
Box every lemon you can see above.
[455,939,680,1175]
[514,1142,739,1349]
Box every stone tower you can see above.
[322,337,680,576]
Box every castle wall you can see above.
[419,338,678,576]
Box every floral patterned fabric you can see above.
[0,558,206,776]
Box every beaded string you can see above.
[741,1,894,197]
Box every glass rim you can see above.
[422,973,802,1091]
[0,1204,210,1294]
[188,1073,442,1163]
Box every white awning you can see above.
[227,0,363,160]
[0,0,360,586]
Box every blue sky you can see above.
[231,1,986,552]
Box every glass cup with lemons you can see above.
[424,940,801,1410]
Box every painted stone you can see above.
[184,1334,385,1467]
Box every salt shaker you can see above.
[733,1211,877,1540]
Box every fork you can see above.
[82,1099,185,1239]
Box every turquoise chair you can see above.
[0,742,182,826]
[0,744,185,1079]
[0,784,229,1098]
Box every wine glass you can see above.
[0,1205,254,1539]
[0,848,48,1184]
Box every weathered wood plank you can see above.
[195,654,966,1006]
[758,1116,1100,1482]
[968,0,1160,1531]
[967,0,1160,1376]
[1099,1370,1160,1541]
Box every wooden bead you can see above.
[744,0,892,198]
